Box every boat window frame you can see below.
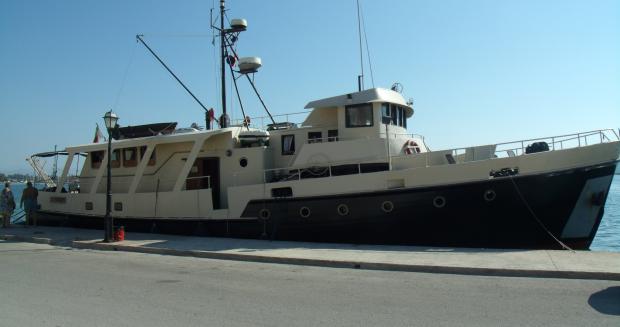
[139,146,156,166]
[381,103,391,118]
[328,129,338,142]
[90,151,104,169]
[122,147,138,167]
[345,103,374,128]
[384,103,407,128]
[308,131,322,144]
[281,134,295,155]
[110,149,121,168]
[390,104,397,125]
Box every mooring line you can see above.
[509,176,574,252]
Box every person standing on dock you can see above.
[20,181,39,226]
[1,182,15,228]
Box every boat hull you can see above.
[240,161,617,249]
[37,161,617,250]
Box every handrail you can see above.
[231,111,308,129]
[493,129,618,148]
[395,128,618,163]
[263,128,618,183]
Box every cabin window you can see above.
[390,104,397,125]
[123,148,138,167]
[382,103,390,118]
[308,131,322,144]
[345,103,373,128]
[90,151,104,169]
[328,129,338,142]
[110,149,121,168]
[384,103,407,128]
[271,187,293,198]
[282,134,295,155]
[139,146,156,166]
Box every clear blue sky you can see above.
[1,0,618,174]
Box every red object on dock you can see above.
[113,226,125,242]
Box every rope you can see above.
[359,3,375,88]
[356,0,364,89]
[509,176,574,251]
[111,42,138,111]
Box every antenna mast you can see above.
[219,0,228,128]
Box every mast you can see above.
[219,0,228,128]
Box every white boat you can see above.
[30,1,620,249]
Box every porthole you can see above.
[239,157,248,167]
[484,190,496,202]
[299,206,311,218]
[381,201,394,213]
[337,204,349,216]
[433,196,446,208]
[114,202,123,211]
[258,208,271,219]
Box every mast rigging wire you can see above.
[222,28,276,125]
[227,56,249,130]
[136,34,210,113]
[111,42,138,111]
[359,3,375,88]
[356,0,364,90]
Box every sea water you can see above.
[590,175,620,252]
[5,178,620,251]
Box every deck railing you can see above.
[264,128,619,183]
[230,111,308,130]
[492,129,619,158]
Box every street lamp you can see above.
[103,110,118,242]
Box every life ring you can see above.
[403,140,421,155]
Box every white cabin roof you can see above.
[304,88,413,116]
[65,127,240,153]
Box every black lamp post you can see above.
[103,110,118,242]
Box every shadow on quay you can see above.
[588,286,620,315]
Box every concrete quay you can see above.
[2,225,620,280]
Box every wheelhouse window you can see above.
[390,104,397,125]
[282,134,295,155]
[345,103,373,128]
[383,103,407,128]
[90,151,104,169]
[139,146,156,166]
[308,131,322,144]
[123,148,138,167]
[382,103,390,118]
[110,149,121,168]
